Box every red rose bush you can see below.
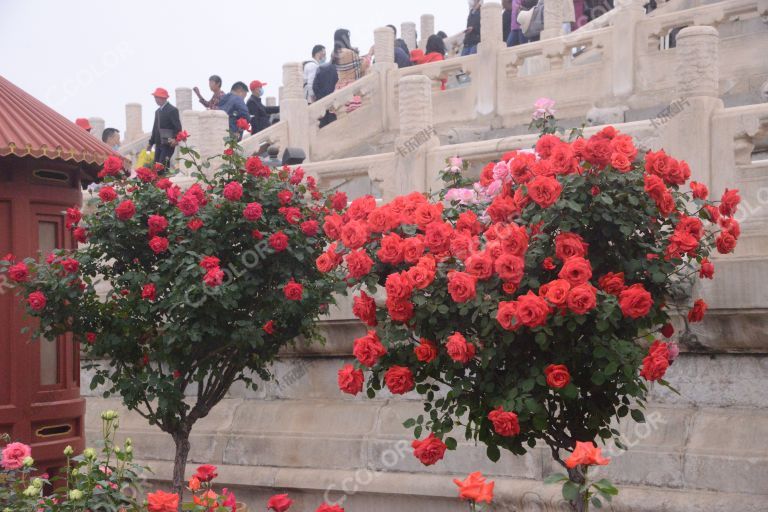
[319,124,739,509]
[0,133,344,498]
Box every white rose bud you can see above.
[23,485,39,497]
[63,445,74,456]
[83,448,97,460]
[69,489,84,501]
[101,410,118,421]
[22,456,34,467]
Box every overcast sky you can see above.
[0,0,470,140]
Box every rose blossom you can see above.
[204,267,225,287]
[447,271,477,303]
[1,442,32,470]
[384,365,415,394]
[267,493,294,512]
[148,236,169,254]
[338,364,364,395]
[414,338,438,362]
[619,283,653,318]
[411,434,447,466]
[532,97,556,119]
[352,331,387,367]
[283,280,303,300]
[688,298,707,322]
[8,262,30,282]
[488,407,520,437]
[27,291,47,311]
[352,291,377,326]
[223,181,243,201]
[545,364,571,388]
[445,332,476,364]
[115,200,136,220]
[269,232,289,252]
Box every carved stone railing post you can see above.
[181,110,228,178]
[664,26,722,189]
[401,21,417,51]
[375,26,397,132]
[125,103,143,143]
[610,0,645,97]
[390,75,440,201]
[419,14,435,49]
[541,0,565,39]
[175,87,193,113]
[88,117,105,141]
[281,62,310,160]
[476,2,504,115]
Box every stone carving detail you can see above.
[125,103,143,143]
[398,75,433,139]
[282,62,304,100]
[586,105,628,125]
[419,14,435,49]
[175,87,193,113]
[675,26,719,98]
[374,27,395,65]
[401,21,417,52]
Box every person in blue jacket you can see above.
[218,82,250,138]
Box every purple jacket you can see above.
[510,0,523,30]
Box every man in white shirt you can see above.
[303,45,326,103]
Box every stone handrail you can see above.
[240,120,289,156]
[307,73,380,123]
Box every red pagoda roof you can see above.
[0,74,120,168]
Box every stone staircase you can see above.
[86,1,768,510]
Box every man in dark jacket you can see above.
[462,0,483,55]
[247,80,280,134]
[147,87,182,168]
[219,81,251,138]
[312,62,339,128]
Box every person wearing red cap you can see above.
[247,80,280,134]
[147,87,182,168]
[75,118,93,132]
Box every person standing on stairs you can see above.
[147,87,182,168]
[247,80,280,134]
[193,75,224,110]
[462,0,483,55]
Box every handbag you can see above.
[523,0,545,39]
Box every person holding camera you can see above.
[147,87,182,168]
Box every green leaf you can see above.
[445,437,458,450]
[591,496,603,508]
[562,481,580,501]
[543,473,568,485]
[630,409,645,423]
[403,418,416,428]
[486,444,501,462]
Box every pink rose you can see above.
[1,442,31,470]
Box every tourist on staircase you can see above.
[462,0,483,55]
[313,60,339,128]
[218,81,251,139]
[193,74,224,110]
[503,0,513,42]
[247,80,280,134]
[410,35,448,90]
[332,28,371,90]
[102,128,121,150]
[386,25,413,68]
[147,87,182,168]
[506,0,528,46]
[303,45,326,103]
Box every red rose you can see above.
[719,188,740,217]
[486,195,520,224]
[446,332,476,364]
[598,272,625,295]
[386,297,414,323]
[424,221,453,254]
[496,300,518,330]
[149,236,169,254]
[346,250,374,280]
[279,206,302,224]
[100,155,124,177]
[60,258,79,274]
[27,291,46,311]
[385,272,413,301]
[407,261,436,290]
[269,232,289,252]
[542,257,556,270]
[147,490,179,512]
[277,190,293,206]
[377,233,405,265]
[663,159,690,186]
[610,152,632,172]
[98,186,118,203]
[243,202,263,221]
[690,181,708,199]
[115,200,135,220]
[413,202,444,230]
[384,365,415,395]
[315,252,336,273]
[411,434,447,466]
[187,218,204,231]
[566,284,597,314]
[720,218,740,239]
[283,280,303,301]
[414,338,438,362]
[554,232,588,261]
[699,258,714,279]
[135,166,158,182]
[526,175,562,208]
[619,283,653,318]
[716,232,737,254]
[246,156,270,177]
[340,220,369,250]
[8,262,30,282]
[236,117,250,130]
[545,364,570,388]
[535,134,561,159]
[141,283,156,301]
[301,220,319,237]
[352,291,377,326]
[199,256,220,270]
[330,191,348,211]
[316,504,344,512]
[584,137,612,167]
[449,232,477,260]
[223,181,243,201]
[194,464,218,482]
[338,364,365,395]
[204,267,225,287]
[156,178,172,190]
[558,257,592,286]
[402,236,426,264]
[640,354,669,381]
[263,320,276,334]
[464,252,494,280]
[515,291,550,328]
[495,222,529,256]
[688,298,707,322]
[457,210,483,234]
[73,227,88,243]
[266,494,293,512]
[352,331,387,367]
[447,271,477,303]
[488,407,520,437]
[494,253,525,284]
[610,134,638,160]
[538,279,569,306]
[147,215,168,236]
[643,173,667,202]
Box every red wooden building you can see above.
[0,75,118,473]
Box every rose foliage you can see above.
[321,126,739,475]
